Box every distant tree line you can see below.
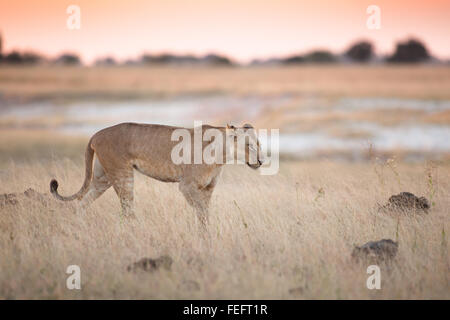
[0,50,233,67]
[252,38,433,65]
[0,37,439,66]
[0,51,81,65]
[133,53,232,66]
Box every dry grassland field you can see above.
[0,66,449,299]
[1,65,450,100]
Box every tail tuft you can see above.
[49,139,95,202]
[50,179,58,193]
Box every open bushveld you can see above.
[0,65,449,299]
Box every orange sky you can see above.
[1,0,449,63]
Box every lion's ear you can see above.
[226,124,237,137]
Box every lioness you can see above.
[50,122,263,228]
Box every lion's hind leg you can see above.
[108,168,135,218]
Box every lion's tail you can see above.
[50,139,95,201]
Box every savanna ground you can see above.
[0,65,449,299]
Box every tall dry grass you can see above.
[0,155,448,299]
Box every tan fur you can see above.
[50,122,262,229]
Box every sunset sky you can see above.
[1,0,449,63]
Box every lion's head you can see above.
[227,123,264,169]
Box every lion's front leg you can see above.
[179,180,215,231]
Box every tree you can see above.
[304,50,336,63]
[345,41,373,62]
[4,51,23,64]
[0,32,3,62]
[282,55,304,65]
[202,54,232,66]
[387,39,430,63]
[54,53,81,65]
[95,56,117,66]
[22,52,44,64]
[141,53,175,64]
